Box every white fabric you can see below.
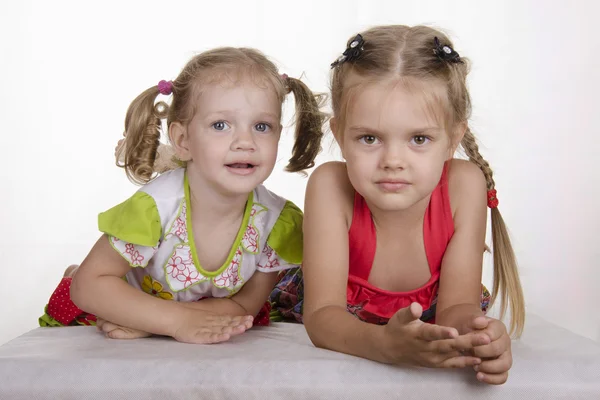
[107,168,298,301]
[0,314,599,399]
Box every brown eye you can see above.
[412,135,429,145]
[360,135,378,145]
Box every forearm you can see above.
[305,305,389,364]
[71,274,187,337]
[436,303,484,334]
[180,297,249,316]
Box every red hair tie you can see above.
[487,189,499,208]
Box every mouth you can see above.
[376,180,410,192]
[226,163,256,169]
[225,162,258,176]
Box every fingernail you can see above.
[473,365,479,371]
[477,372,485,381]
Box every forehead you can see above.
[344,75,449,131]
[194,69,282,112]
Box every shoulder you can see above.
[307,161,354,200]
[253,183,288,212]
[308,161,350,185]
[447,158,487,222]
[139,168,185,201]
[305,161,354,226]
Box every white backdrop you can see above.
[1,0,598,345]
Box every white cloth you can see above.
[103,168,300,301]
[0,314,599,399]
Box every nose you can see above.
[231,127,256,152]
[380,144,407,170]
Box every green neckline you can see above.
[184,171,253,278]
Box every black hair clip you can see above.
[433,37,462,64]
[331,34,365,68]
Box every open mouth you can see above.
[226,163,255,169]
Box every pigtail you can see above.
[116,86,169,185]
[461,127,525,337]
[283,77,327,173]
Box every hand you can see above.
[382,302,490,368]
[469,317,512,384]
[97,318,152,340]
[171,310,254,344]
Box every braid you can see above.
[461,127,494,190]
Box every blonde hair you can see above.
[117,47,326,185]
[331,25,525,337]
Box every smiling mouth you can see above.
[226,163,255,169]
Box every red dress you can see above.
[346,164,454,324]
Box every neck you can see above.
[186,169,250,225]
[368,195,430,234]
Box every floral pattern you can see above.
[110,236,157,268]
[212,249,244,293]
[104,176,298,303]
[241,204,267,253]
[165,201,188,242]
[164,244,208,291]
[258,243,280,271]
[141,275,174,300]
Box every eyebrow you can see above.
[348,126,441,135]
[204,111,280,121]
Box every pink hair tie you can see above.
[281,73,289,81]
[158,80,173,95]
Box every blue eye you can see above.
[212,121,230,131]
[255,123,271,132]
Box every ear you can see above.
[329,117,346,159]
[330,117,343,145]
[169,122,192,161]
[448,121,467,160]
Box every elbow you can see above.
[69,268,93,312]
[303,312,328,350]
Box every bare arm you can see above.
[303,162,488,367]
[71,235,248,341]
[302,162,391,362]
[435,159,488,333]
[180,270,279,317]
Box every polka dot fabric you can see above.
[46,277,84,325]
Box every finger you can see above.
[472,335,509,358]
[476,371,509,385]
[436,355,482,369]
[420,323,458,341]
[482,319,507,342]
[100,321,121,334]
[196,332,232,345]
[107,328,150,340]
[432,332,490,353]
[474,351,512,374]
[96,318,106,330]
[392,302,423,326]
[180,333,230,345]
[470,316,489,331]
[206,320,250,336]
[207,315,252,325]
